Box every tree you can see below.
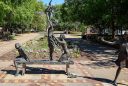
[0,0,46,35]
[31,1,47,31]
[60,0,128,38]
[0,1,12,26]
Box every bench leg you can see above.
[22,63,26,75]
[14,61,26,76]
[15,67,20,76]
[66,63,77,78]
[66,63,70,75]
[14,61,20,76]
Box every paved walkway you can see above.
[67,37,128,86]
[0,61,105,86]
[0,33,40,57]
[0,60,128,86]
[0,33,128,86]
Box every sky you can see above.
[42,0,64,5]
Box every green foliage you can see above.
[54,4,63,22]
[31,1,47,31]
[0,0,46,35]
[8,34,15,40]
[0,1,12,25]
[56,0,128,38]
[79,23,85,32]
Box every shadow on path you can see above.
[65,37,117,67]
[83,76,119,86]
[2,67,66,76]
[78,60,116,68]
[83,76,128,86]
[65,38,116,59]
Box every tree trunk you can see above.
[111,20,116,39]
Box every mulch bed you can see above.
[0,49,91,61]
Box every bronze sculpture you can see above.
[14,43,74,76]
[57,34,71,62]
[45,0,58,61]
[45,0,70,61]
[14,43,29,76]
[101,31,128,85]
[15,43,30,62]
[13,0,74,77]
[47,26,58,61]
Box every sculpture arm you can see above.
[49,0,52,6]
[58,40,65,44]
[55,37,65,44]
[126,43,128,57]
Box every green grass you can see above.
[22,37,49,59]
[36,37,48,49]
[24,36,48,51]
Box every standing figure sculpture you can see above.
[47,26,59,61]
[45,0,59,61]
[45,0,71,61]
[101,31,128,85]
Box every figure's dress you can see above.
[101,38,128,68]
[115,43,128,68]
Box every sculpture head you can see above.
[59,34,65,41]
[15,43,21,49]
[123,31,128,41]
[49,0,52,6]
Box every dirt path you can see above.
[0,33,40,57]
